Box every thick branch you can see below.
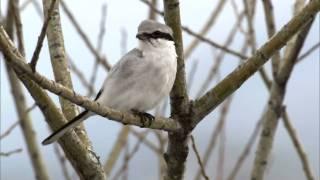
[42,0,92,148]
[193,0,320,123]
[163,1,191,180]
[262,0,281,77]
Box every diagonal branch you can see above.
[262,0,281,77]
[193,0,320,124]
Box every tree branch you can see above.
[163,0,192,180]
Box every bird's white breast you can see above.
[136,39,177,110]
[98,39,177,112]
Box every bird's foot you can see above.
[131,109,154,127]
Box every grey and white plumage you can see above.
[42,20,177,145]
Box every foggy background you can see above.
[1,0,319,179]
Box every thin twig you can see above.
[112,131,150,180]
[282,112,315,180]
[215,126,226,180]
[194,97,233,180]
[297,42,320,62]
[0,148,23,157]
[130,128,161,153]
[183,27,247,59]
[122,140,129,180]
[191,135,210,180]
[0,121,19,140]
[0,104,36,140]
[230,0,246,34]
[227,116,264,180]
[196,12,245,98]
[89,3,109,96]
[53,144,72,180]
[187,60,199,92]
[29,0,57,72]
[104,126,130,176]
[68,55,96,95]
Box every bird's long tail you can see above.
[42,110,91,145]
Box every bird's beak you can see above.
[136,33,148,40]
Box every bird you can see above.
[42,20,177,145]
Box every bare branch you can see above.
[0,148,23,157]
[0,104,36,140]
[29,0,57,72]
[68,56,96,95]
[227,115,263,180]
[191,135,209,180]
[42,0,92,148]
[297,42,320,62]
[53,144,72,180]
[112,131,150,180]
[0,121,19,140]
[194,97,233,180]
[262,0,281,77]
[196,12,245,98]
[104,126,130,176]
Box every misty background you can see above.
[1,0,319,179]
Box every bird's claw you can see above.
[131,109,154,127]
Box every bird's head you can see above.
[136,20,175,48]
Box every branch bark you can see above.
[41,0,92,148]
[163,1,193,180]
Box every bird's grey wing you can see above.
[107,48,143,80]
[97,48,145,110]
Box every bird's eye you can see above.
[153,31,162,36]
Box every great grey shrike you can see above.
[42,20,177,145]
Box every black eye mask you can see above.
[139,31,174,41]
